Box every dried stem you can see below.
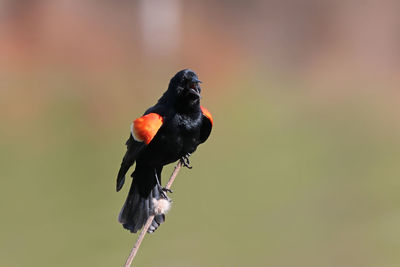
[124,161,183,267]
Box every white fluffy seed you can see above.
[152,198,171,215]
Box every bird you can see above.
[116,69,213,234]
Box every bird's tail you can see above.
[118,168,171,233]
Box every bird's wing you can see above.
[116,112,164,191]
[131,113,164,145]
[200,106,213,144]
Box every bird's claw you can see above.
[180,153,192,169]
[162,187,173,194]
[158,187,172,199]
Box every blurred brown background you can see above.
[1,1,400,266]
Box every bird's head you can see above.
[167,69,202,110]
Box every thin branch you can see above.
[124,161,183,267]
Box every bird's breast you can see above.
[166,114,202,151]
[139,112,202,166]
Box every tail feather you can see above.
[148,187,165,233]
[118,167,170,233]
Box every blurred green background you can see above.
[1,1,400,266]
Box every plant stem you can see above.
[124,161,183,267]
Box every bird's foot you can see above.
[157,185,172,199]
[180,153,192,169]
[154,169,172,198]
[159,190,168,199]
[161,187,173,194]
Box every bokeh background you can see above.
[1,1,400,266]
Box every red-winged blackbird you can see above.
[117,69,213,233]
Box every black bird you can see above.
[117,69,213,233]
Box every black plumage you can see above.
[117,69,213,233]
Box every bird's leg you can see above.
[180,153,193,169]
[154,169,172,200]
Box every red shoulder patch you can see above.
[200,106,213,125]
[131,113,163,144]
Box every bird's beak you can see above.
[190,87,201,98]
[189,81,202,98]
[191,77,202,84]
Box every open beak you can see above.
[189,77,202,98]
[190,86,201,98]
